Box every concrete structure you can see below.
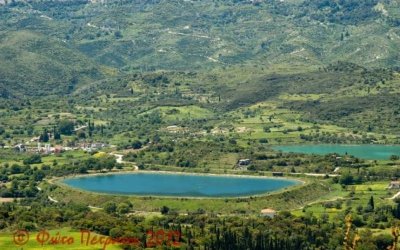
[260,208,277,218]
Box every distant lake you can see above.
[62,172,300,197]
[273,144,400,160]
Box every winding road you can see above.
[110,153,139,170]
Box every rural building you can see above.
[260,208,277,218]
[14,144,27,152]
[54,146,64,154]
[388,181,400,189]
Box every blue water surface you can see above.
[273,144,400,160]
[63,172,299,197]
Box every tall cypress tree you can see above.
[368,196,375,210]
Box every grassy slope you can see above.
[0,30,103,97]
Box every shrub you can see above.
[23,154,42,165]
[160,206,169,215]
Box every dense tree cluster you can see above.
[0,194,399,249]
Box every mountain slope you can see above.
[0,31,103,97]
[1,0,400,98]
[1,0,400,72]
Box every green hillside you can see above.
[1,0,399,134]
[1,0,400,72]
[0,30,103,97]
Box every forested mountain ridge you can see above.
[1,0,400,78]
[1,0,400,132]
